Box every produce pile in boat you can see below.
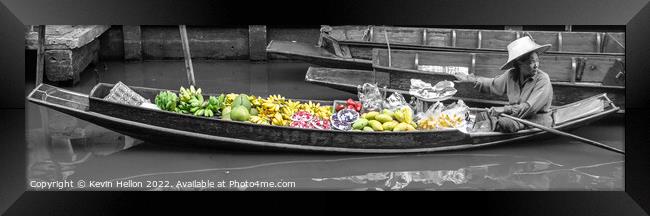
[150,82,472,132]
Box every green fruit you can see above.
[352,118,369,130]
[221,106,232,120]
[406,124,417,131]
[155,91,178,111]
[363,126,374,132]
[232,94,252,109]
[361,113,368,119]
[382,109,394,116]
[230,106,251,121]
[382,121,399,131]
[365,111,380,120]
[250,108,259,116]
[401,107,413,123]
[410,121,418,129]
[393,123,410,132]
[368,120,383,131]
[375,114,394,123]
[393,111,405,123]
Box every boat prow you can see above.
[266,40,372,70]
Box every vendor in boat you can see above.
[454,36,553,133]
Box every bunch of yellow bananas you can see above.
[298,101,333,120]
[417,113,464,130]
[249,94,293,126]
[249,116,270,125]
[224,93,240,107]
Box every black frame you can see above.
[1,0,649,215]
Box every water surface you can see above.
[26,60,624,191]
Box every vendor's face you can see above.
[516,52,539,76]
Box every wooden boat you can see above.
[264,39,624,87]
[266,40,372,70]
[371,49,625,111]
[27,83,618,154]
[322,25,625,60]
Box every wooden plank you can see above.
[371,26,423,45]
[44,39,99,83]
[248,25,267,61]
[122,25,143,61]
[25,25,110,50]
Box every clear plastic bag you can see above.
[357,83,384,112]
[415,99,470,132]
[383,92,412,112]
[408,79,457,101]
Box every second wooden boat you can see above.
[322,25,625,60]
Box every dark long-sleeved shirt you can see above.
[474,69,553,121]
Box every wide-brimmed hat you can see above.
[500,36,552,70]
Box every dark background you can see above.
[1,0,649,215]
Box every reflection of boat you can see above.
[306,66,625,112]
[84,151,622,191]
[321,25,625,59]
[27,83,618,153]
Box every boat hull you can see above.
[27,83,619,153]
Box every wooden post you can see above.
[123,25,143,61]
[179,25,195,86]
[565,25,572,32]
[248,25,267,61]
[35,25,46,85]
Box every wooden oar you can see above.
[500,113,624,154]
[179,25,196,86]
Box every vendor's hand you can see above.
[488,106,507,117]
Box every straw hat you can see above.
[500,36,552,70]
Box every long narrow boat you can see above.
[322,25,625,60]
[371,49,625,111]
[27,83,618,153]
[265,39,625,86]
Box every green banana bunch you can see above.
[179,85,202,103]
[192,95,225,117]
[154,91,179,112]
[177,85,203,114]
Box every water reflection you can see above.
[312,160,623,191]
[26,107,141,190]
